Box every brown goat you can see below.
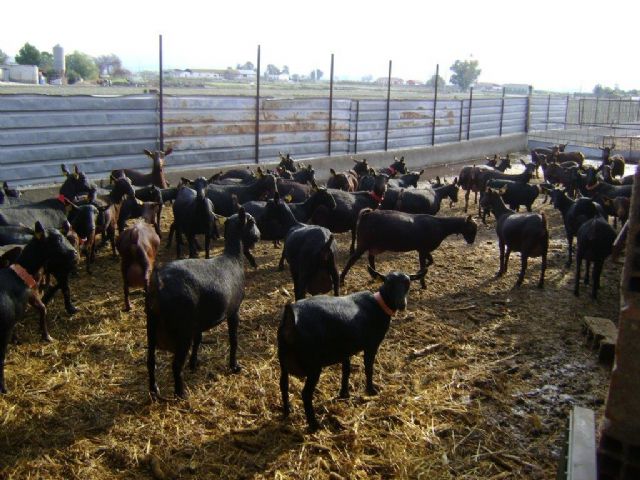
[116,221,160,311]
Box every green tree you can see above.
[237,61,255,71]
[426,74,445,89]
[449,59,481,91]
[310,69,323,81]
[39,51,54,75]
[65,50,98,83]
[282,65,290,74]
[15,42,41,65]
[0,49,8,64]
[265,64,281,76]
[95,54,122,76]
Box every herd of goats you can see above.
[0,143,632,430]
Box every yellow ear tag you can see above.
[284,195,293,203]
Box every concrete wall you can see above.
[7,65,39,84]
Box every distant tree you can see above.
[282,65,290,74]
[95,54,122,76]
[310,69,323,81]
[66,51,99,83]
[290,73,301,82]
[361,74,373,83]
[0,49,8,64]
[265,64,281,77]
[237,61,255,71]
[15,43,41,66]
[426,74,445,89]
[38,51,54,75]
[449,59,481,91]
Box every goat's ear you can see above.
[164,147,173,156]
[310,179,318,189]
[409,269,428,282]
[453,177,458,185]
[330,168,337,176]
[419,169,424,175]
[34,221,46,240]
[611,143,616,150]
[62,220,71,234]
[519,158,526,166]
[208,172,221,183]
[256,167,264,178]
[237,206,247,224]
[367,265,386,282]
[466,215,473,223]
[400,156,405,163]
[181,177,192,185]
[143,149,154,158]
[230,194,239,210]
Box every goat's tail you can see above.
[278,303,297,346]
[356,207,374,232]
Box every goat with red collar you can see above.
[0,222,78,393]
[278,266,426,431]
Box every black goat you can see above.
[146,209,260,399]
[574,217,616,299]
[340,209,477,289]
[482,179,540,222]
[1,222,78,393]
[205,173,277,217]
[278,266,426,431]
[480,189,548,288]
[170,177,218,259]
[259,197,339,300]
[379,156,408,177]
[387,170,424,189]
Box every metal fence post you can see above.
[458,99,464,141]
[354,100,360,154]
[606,98,612,124]
[466,87,473,140]
[158,34,164,151]
[545,94,551,130]
[384,60,392,151]
[328,53,334,156]
[564,95,570,129]
[499,87,505,136]
[431,64,439,146]
[595,96,600,123]
[255,45,261,164]
[525,85,532,133]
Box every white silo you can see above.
[53,44,65,77]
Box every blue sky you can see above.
[3,0,637,92]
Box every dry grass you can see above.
[0,175,619,479]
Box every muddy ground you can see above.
[0,160,620,479]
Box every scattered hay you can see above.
[0,174,618,479]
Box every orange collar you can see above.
[369,191,385,205]
[374,292,395,316]
[10,264,38,289]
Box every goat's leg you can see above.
[584,260,591,285]
[28,292,51,342]
[108,224,117,257]
[592,260,604,299]
[278,246,287,271]
[279,361,290,418]
[367,253,377,278]
[227,311,241,373]
[464,189,470,213]
[172,343,190,399]
[565,235,573,268]
[574,256,582,296]
[122,265,131,312]
[364,347,380,395]
[204,232,211,259]
[189,330,202,371]
[417,250,433,289]
[0,326,10,394]
[329,254,340,297]
[349,228,357,254]
[187,234,197,259]
[538,249,547,289]
[243,247,257,269]
[338,358,351,398]
[293,273,306,301]
[339,247,366,284]
[515,253,527,287]
[166,223,175,249]
[175,227,183,258]
[497,241,506,276]
[147,312,160,398]
[504,246,512,275]
[302,368,321,432]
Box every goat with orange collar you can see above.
[277,266,426,431]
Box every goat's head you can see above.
[367,267,427,312]
[144,147,173,169]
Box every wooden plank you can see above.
[582,316,617,364]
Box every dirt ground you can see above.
[0,162,620,479]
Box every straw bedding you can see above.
[0,176,618,479]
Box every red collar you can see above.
[374,292,395,316]
[387,165,397,175]
[10,264,38,289]
[57,194,69,204]
[369,190,385,204]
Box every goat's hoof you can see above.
[307,421,320,433]
[122,305,132,312]
[41,334,54,343]
[175,390,188,400]
[574,290,580,297]
[66,305,79,315]
[230,365,242,374]
[537,283,544,289]
[338,390,350,399]
[366,385,379,396]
